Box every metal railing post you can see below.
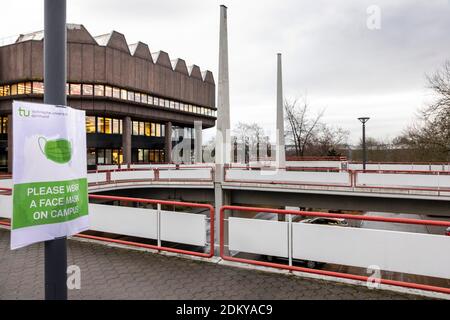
[157,203,162,248]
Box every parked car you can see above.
[299,217,349,227]
[446,227,450,236]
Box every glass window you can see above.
[134,93,141,103]
[153,97,158,106]
[119,119,123,134]
[112,149,122,164]
[105,149,112,164]
[180,103,184,111]
[145,122,151,136]
[17,83,25,95]
[188,105,193,112]
[0,86,3,97]
[10,84,17,96]
[2,85,9,96]
[113,87,120,99]
[174,102,180,110]
[104,118,112,134]
[112,119,120,134]
[25,82,32,94]
[97,149,105,165]
[165,100,170,108]
[127,91,134,101]
[82,84,93,96]
[170,101,175,109]
[161,124,165,137]
[85,116,96,133]
[1,117,8,134]
[97,117,105,133]
[159,98,165,107]
[138,121,144,136]
[105,86,113,97]
[138,149,144,162]
[155,150,160,163]
[2,85,10,96]
[156,124,161,137]
[141,94,147,104]
[149,150,155,163]
[70,83,81,95]
[32,82,44,94]
[94,85,105,96]
[132,121,139,135]
[65,83,70,95]
[151,123,156,136]
[148,95,153,105]
[87,148,96,166]
[121,89,127,100]
[143,149,149,163]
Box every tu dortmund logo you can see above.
[18,107,31,117]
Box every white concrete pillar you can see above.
[214,4,231,255]
[194,121,203,163]
[122,116,132,165]
[276,53,286,168]
[215,4,231,175]
[165,121,173,163]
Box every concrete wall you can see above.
[0,25,215,109]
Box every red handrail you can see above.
[220,205,450,295]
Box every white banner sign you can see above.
[11,101,89,249]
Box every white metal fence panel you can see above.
[159,169,211,180]
[0,195,12,218]
[129,164,153,169]
[229,217,288,257]
[88,172,106,184]
[96,165,120,171]
[89,203,158,239]
[226,169,349,186]
[292,223,450,279]
[88,204,206,247]
[110,170,154,181]
[349,163,450,172]
[160,210,206,246]
[287,161,342,168]
[356,172,450,189]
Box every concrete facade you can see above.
[0,24,216,171]
[0,25,215,109]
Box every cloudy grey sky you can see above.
[2,0,450,144]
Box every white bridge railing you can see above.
[0,191,214,258]
[220,205,450,294]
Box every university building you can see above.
[0,24,216,172]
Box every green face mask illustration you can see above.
[38,137,72,164]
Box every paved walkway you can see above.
[0,229,420,300]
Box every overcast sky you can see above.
[2,0,450,144]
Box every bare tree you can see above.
[284,97,324,156]
[402,61,450,161]
[232,122,271,162]
[314,125,349,156]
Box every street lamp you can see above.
[358,117,370,170]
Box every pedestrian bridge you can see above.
[1,161,450,297]
[2,162,449,199]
